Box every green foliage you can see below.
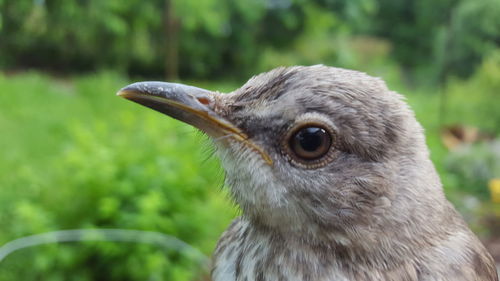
[440,0,500,78]
[369,0,500,83]
[0,0,163,71]
[445,141,500,197]
[0,72,235,280]
[1,0,499,81]
[0,0,293,78]
[442,50,500,133]
[438,50,500,197]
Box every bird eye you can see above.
[289,126,331,160]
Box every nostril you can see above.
[197,97,210,105]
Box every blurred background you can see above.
[0,0,499,280]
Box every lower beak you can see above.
[117,82,272,165]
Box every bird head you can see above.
[118,65,444,243]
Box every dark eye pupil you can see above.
[296,127,324,151]
[289,126,332,160]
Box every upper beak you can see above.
[117,81,272,165]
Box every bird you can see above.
[117,65,498,281]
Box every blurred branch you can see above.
[164,0,179,80]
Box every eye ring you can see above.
[282,122,338,169]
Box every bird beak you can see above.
[117,81,273,165]
[117,81,241,138]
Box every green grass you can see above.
[0,71,236,281]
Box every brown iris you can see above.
[289,126,331,160]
